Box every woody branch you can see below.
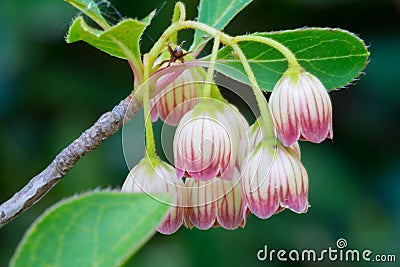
[0,94,141,227]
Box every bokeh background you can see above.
[1,0,399,266]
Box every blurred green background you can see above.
[1,0,399,266]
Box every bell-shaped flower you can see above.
[269,71,333,147]
[185,168,246,230]
[214,169,247,229]
[150,69,202,126]
[121,157,185,234]
[238,120,300,169]
[241,141,308,219]
[185,178,216,230]
[173,101,248,181]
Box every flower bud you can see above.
[121,157,185,234]
[215,169,246,229]
[173,101,247,181]
[185,179,216,230]
[150,69,202,126]
[241,144,308,219]
[269,71,333,146]
[186,168,246,230]
[238,120,301,169]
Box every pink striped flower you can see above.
[150,69,202,126]
[185,179,216,229]
[269,71,333,147]
[241,137,308,219]
[121,157,185,235]
[173,101,248,181]
[185,168,246,230]
[238,120,300,169]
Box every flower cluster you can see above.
[122,66,333,234]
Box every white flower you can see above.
[269,71,333,146]
[121,157,185,234]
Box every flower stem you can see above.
[170,2,186,44]
[146,20,298,145]
[229,43,275,141]
[142,54,156,158]
[233,35,300,70]
[148,21,228,69]
[202,34,220,98]
[148,20,299,76]
[173,2,186,22]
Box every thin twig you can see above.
[0,94,141,227]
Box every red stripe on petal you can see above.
[273,78,300,146]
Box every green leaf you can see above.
[67,11,155,78]
[65,0,109,29]
[10,191,171,267]
[191,0,253,52]
[214,28,370,91]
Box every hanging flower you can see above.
[269,70,333,147]
[150,68,202,126]
[238,120,300,169]
[185,178,216,230]
[173,101,248,181]
[121,157,185,235]
[241,141,308,219]
[185,168,246,230]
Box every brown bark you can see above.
[0,94,141,227]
